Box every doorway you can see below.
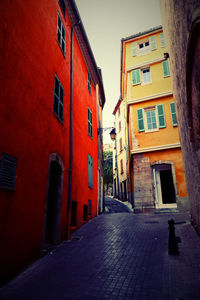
[43,157,63,247]
[152,163,177,209]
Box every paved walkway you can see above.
[0,197,200,299]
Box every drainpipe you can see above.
[67,20,80,240]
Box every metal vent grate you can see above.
[0,153,17,190]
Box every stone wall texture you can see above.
[160,0,200,233]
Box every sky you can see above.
[75,0,162,143]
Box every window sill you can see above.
[144,128,159,133]
[141,81,152,86]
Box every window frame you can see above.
[53,74,64,123]
[88,72,91,94]
[120,159,124,174]
[144,106,159,133]
[57,13,65,56]
[141,67,152,85]
[88,107,93,138]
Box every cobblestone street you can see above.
[0,197,200,299]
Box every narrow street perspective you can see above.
[1,0,200,299]
[0,197,200,300]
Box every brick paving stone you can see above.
[0,197,200,299]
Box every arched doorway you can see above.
[152,161,177,209]
[42,154,64,249]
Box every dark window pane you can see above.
[57,30,61,44]
[58,16,61,29]
[59,104,63,120]
[54,96,58,115]
[145,41,149,46]
[60,86,64,103]
[139,44,143,48]
[55,77,59,96]
[62,26,65,39]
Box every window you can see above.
[54,74,64,122]
[88,72,91,94]
[119,121,121,132]
[88,155,93,188]
[162,60,170,77]
[137,104,166,133]
[145,108,158,130]
[57,14,65,55]
[120,159,124,174]
[88,199,92,217]
[120,138,122,152]
[138,40,150,55]
[132,69,141,85]
[170,102,178,126]
[88,108,93,137]
[160,33,165,47]
[0,153,17,190]
[142,68,151,84]
[59,0,66,17]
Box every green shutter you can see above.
[88,155,93,188]
[132,42,137,56]
[162,60,170,77]
[157,104,166,128]
[170,102,178,126]
[160,33,165,47]
[150,36,157,50]
[132,69,141,85]
[137,109,145,132]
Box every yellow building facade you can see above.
[121,26,188,212]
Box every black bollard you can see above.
[168,218,179,255]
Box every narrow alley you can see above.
[0,197,200,300]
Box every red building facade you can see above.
[0,0,105,285]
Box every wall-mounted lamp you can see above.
[164,52,169,59]
[97,127,115,141]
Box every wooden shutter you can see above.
[170,102,178,126]
[150,36,157,50]
[137,109,145,132]
[88,155,93,188]
[162,60,170,77]
[132,69,141,85]
[0,153,17,190]
[157,104,166,128]
[132,42,137,56]
[160,33,165,47]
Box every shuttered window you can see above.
[54,74,64,123]
[162,60,170,77]
[137,109,145,132]
[132,42,137,56]
[157,104,166,128]
[88,72,91,94]
[57,14,65,55]
[146,109,157,130]
[150,35,157,50]
[160,33,165,47]
[132,69,141,85]
[170,102,178,126]
[0,153,17,190]
[120,159,124,174]
[88,108,93,137]
[88,155,93,188]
